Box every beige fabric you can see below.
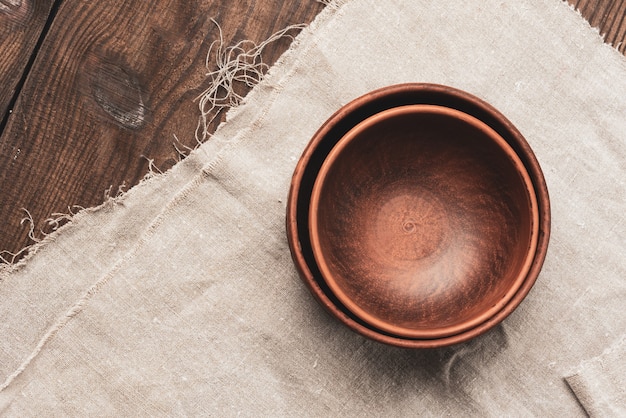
[1,0,625,415]
[566,336,626,417]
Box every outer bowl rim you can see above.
[286,83,551,348]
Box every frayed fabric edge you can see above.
[563,0,626,57]
[194,20,308,144]
[0,2,345,271]
[0,184,133,273]
[211,0,347,135]
[0,156,175,273]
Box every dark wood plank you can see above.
[0,0,325,258]
[574,0,626,53]
[0,0,56,120]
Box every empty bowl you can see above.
[309,104,538,339]
[287,84,550,348]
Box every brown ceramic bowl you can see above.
[287,84,550,348]
[309,104,538,339]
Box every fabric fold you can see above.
[565,336,626,417]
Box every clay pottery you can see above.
[309,104,538,339]
[287,84,550,348]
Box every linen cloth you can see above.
[1,0,625,415]
[566,336,626,416]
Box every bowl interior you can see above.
[309,105,538,339]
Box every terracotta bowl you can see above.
[287,84,550,348]
[309,104,538,339]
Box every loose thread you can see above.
[0,248,28,265]
[0,206,85,265]
[0,209,41,264]
[140,155,164,178]
[172,134,194,161]
[42,206,83,235]
[20,209,40,244]
[194,19,306,144]
[103,182,127,201]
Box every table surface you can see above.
[0,0,623,260]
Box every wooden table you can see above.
[0,0,623,260]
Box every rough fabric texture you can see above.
[565,336,626,417]
[1,0,625,415]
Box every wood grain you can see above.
[0,0,56,121]
[574,0,626,53]
[0,0,625,258]
[0,0,324,257]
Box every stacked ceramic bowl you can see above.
[287,84,550,348]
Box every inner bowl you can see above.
[309,104,538,339]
